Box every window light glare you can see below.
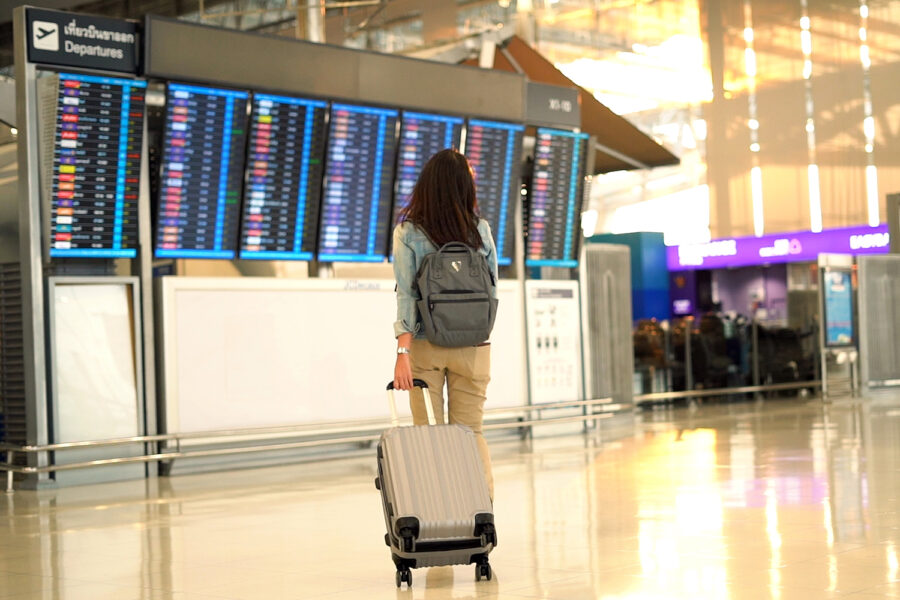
[9,127,16,136]
[860,44,871,69]
[581,209,599,237]
[801,31,812,55]
[749,118,759,130]
[859,27,867,41]
[803,60,813,79]
[693,119,708,141]
[808,164,822,233]
[864,116,875,140]
[866,165,879,226]
[745,48,757,76]
[806,120,815,133]
[860,4,869,19]
[751,166,764,237]
[887,543,900,581]
[751,142,760,153]
[800,16,810,30]
[744,27,754,43]
[866,143,874,153]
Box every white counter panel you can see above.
[49,278,145,484]
[490,280,528,409]
[160,277,527,433]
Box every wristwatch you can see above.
[397,347,410,355]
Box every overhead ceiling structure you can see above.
[462,34,680,174]
[1,0,679,175]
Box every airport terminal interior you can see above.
[2,0,900,598]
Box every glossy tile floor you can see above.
[5,395,900,599]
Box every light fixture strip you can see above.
[752,166,764,237]
[744,0,763,235]
[800,0,822,233]
[860,0,879,225]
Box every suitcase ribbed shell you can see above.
[381,424,491,539]
[378,423,494,567]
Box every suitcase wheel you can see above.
[396,567,412,588]
[475,561,492,582]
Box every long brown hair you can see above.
[398,149,483,249]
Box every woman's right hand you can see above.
[394,354,413,391]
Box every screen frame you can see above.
[316,101,400,263]
[464,117,526,267]
[821,266,856,348]
[525,127,590,269]
[153,79,251,260]
[41,68,148,260]
[391,109,466,223]
[237,90,330,262]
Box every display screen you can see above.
[239,93,328,260]
[823,268,854,347]
[155,83,249,259]
[393,111,464,224]
[318,103,399,262]
[526,128,589,268]
[48,72,146,258]
[464,119,525,266]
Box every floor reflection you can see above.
[3,396,900,598]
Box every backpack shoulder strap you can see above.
[413,224,438,250]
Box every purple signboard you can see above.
[667,224,890,271]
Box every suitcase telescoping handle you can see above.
[386,379,435,427]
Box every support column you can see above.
[12,7,51,488]
[307,0,325,43]
[701,0,732,238]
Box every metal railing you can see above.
[634,380,822,403]
[1,397,618,493]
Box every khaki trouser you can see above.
[408,338,494,499]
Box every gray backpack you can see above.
[415,241,498,347]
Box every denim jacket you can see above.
[392,219,499,338]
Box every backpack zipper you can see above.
[430,297,489,310]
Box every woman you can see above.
[391,148,499,500]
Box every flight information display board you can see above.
[48,72,146,258]
[393,111,464,222]
[239,94,328,260]
[319,103,399,262]
[155,83,249,259]
[465,119,525,266]
[526,128,589,268]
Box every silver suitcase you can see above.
[376,379,496,588]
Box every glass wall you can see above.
[634,262,822,401]
[534,0,713,245]
[703,0,900,238]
